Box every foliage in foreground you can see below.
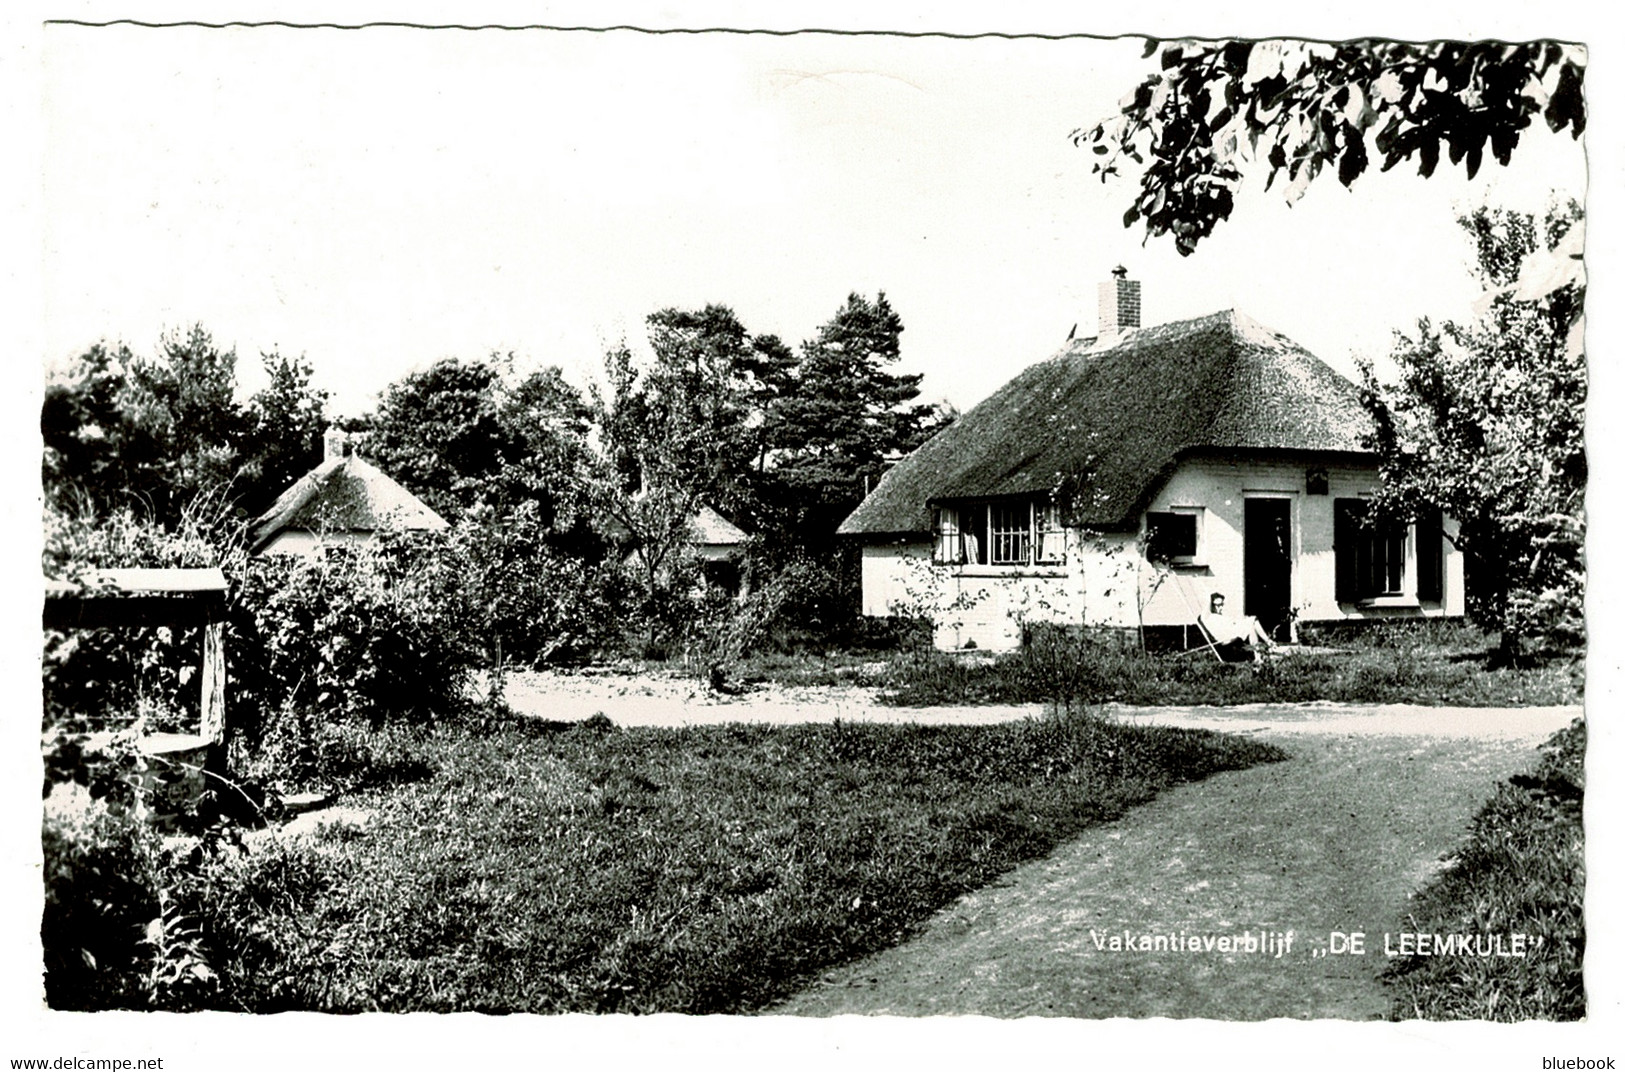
[874,625,1582,709]
[42,715,1284,1013]
[1385,718,1585,1020]
[1079,39,1584,256]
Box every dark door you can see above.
[1244,498,1292,640]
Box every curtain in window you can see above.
[932,507,963,564]
[1036,503,1066,564]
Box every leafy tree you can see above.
[639,305,771,521]
[732,332,798,480]
[42,326,247,528]
[1079,38,1586,255]
[359,356,605,539]
[130,325,247,515]
[584,343,713,653]
[490,365,598,541]
[239,351,329,515]
[42,342,142,517]
[1360,200,1584,656]
[427,500,615,688]
[358,358,522,519]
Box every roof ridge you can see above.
[839,306,1375,538]
[251,453,446,551]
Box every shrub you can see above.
[41,769,228,1011]
[228,540,475,750]
[434,502,625,670]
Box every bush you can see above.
[228,540,475,746]
[41,772,228,1011]
[435,502,625,669]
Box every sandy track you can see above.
[507,669,1577,1018]
[504,668,1578,739]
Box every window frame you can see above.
[1144,506,1205,567]
[1034,503,1067,565]
[932,499,1066,570]
[988,502,1032,565]
[1334,498,1437,605]
[931,506,964,565]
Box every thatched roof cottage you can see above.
[251,430,447,557]
[838,270,1465,651]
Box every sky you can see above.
[40,25,1588,418]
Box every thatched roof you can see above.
[250,455,447,552]
[838,310,1375,537]
[691,503,748,547]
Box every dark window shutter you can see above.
[1416,509,1444,602]
[1334,499,1361,603]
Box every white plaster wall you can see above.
[859,542,933,618]
[855,460,1465,651]
[930,566,1077,651]
[861,532,1125,651]
[257,529,375,560]
[1139,457,1465,625]
[1077,532,1141,628]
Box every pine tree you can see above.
[772,292,943,529]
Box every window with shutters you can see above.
[1334,500,1445,604]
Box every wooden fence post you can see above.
[201,621,226,744]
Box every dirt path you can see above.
[774,727,1564,1019]
[504,669,1574,737]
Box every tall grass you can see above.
[876,625,1582,708]
[48,715,1284,1013]
[1384,718,1585,1020]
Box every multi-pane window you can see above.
[990,504,1031,564]
[1335,498,1405,599]
[1334,499,1444,602]
[1363,526,1406,597]
[932,507,963,564]
[1035,503,1066,564]
[932,501,1065,567]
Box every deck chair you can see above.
[1194,613,1270,663]
[1167,573,1227,662]
[1167,573,1265,663]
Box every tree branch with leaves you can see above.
[1078,38,1585,255]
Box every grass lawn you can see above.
[1383,718,1585,1020]
[855,623,1582,709]
[155,714,1284,1014]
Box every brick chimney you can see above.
[323,428,351,462]
[1098,266,1141,335]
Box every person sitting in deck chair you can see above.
[1196,593,1275,663]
